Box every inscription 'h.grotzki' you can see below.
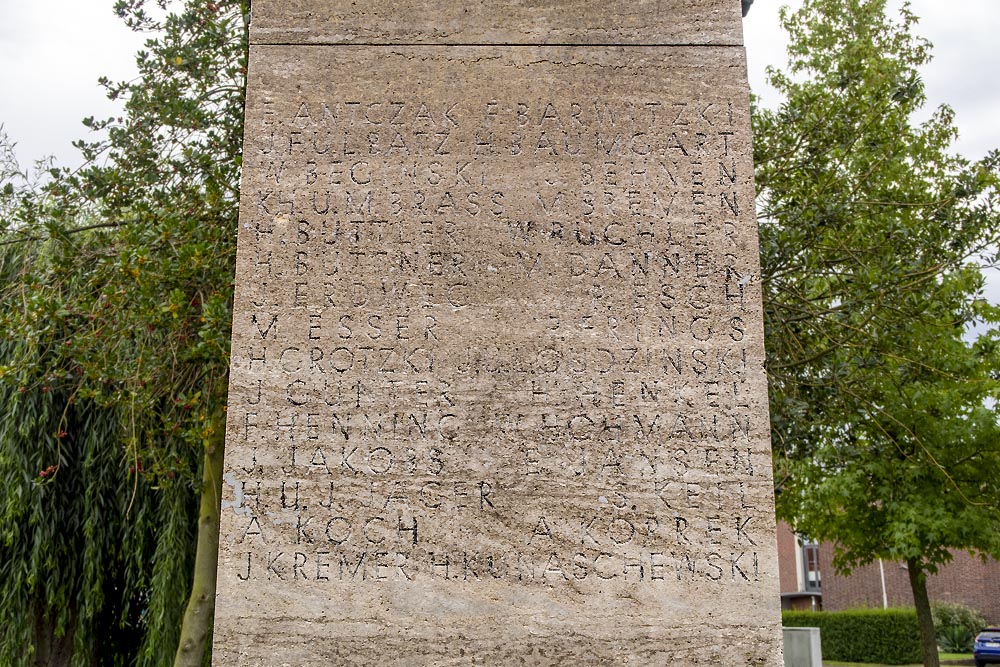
[227,91,765,583]
[214,14,783,664]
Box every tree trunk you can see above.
[907,557,940,667]
[174,414,225,667]
[32,605,74,667]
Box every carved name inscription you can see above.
[215,44,782,666]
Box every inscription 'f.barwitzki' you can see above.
[213,1,784,665]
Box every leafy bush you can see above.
[938,626,974,653]
[783,609,922,665]
[933,602,986,653]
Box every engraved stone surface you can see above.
[214,3,783,665]
[250,0,743,46]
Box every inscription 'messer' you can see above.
[214,13,783,664]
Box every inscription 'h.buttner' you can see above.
[226,87,764,591]
[214,12,783,664]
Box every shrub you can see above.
[783,608,922,665]
[933,602,986,653]
[938,626,974,653]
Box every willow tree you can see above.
[755,1,1000,666]
[6,1,1000,666]
[0,0,248,664]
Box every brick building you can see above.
[776,521,823,612]
[776,521,1000,623]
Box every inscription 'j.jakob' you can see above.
[213,10,784,666]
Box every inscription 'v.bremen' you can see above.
[213,1,784,665]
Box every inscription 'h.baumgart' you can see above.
[213,5,784,664]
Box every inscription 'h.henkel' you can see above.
[213,1,784,665]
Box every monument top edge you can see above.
[249,0,745,47]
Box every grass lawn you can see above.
[824,655,975,667]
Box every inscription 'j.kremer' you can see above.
[213,2,785,665]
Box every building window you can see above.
[803,542,821,592]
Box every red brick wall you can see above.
[776,520,800,593]
[776,522,822,611]
[819,543,1000,624]
[786,596,818,612]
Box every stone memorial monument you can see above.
[213,0,783,664]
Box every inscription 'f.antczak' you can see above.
[213,1,785,665]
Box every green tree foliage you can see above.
[4,0,1000,665]
[0,149,198,666]
[0,0,248,664]
[755,1,1000,665]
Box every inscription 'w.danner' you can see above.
[213,1,783,665]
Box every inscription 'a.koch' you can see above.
[215,27,782,665]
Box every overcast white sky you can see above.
[744,0,1000,161]
[2,1,997,166]
[0,0,997,301]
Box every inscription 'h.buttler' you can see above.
[229,83,763,571]
[220,30,778,665]
[214,3,783,664]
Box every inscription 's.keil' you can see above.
[214,4,783,665]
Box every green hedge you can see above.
[783,609,922,665]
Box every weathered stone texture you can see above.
[250,0,742,46]
[214,2,782,665]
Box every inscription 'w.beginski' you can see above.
[226,94,765,585]
[215,24,783,665]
